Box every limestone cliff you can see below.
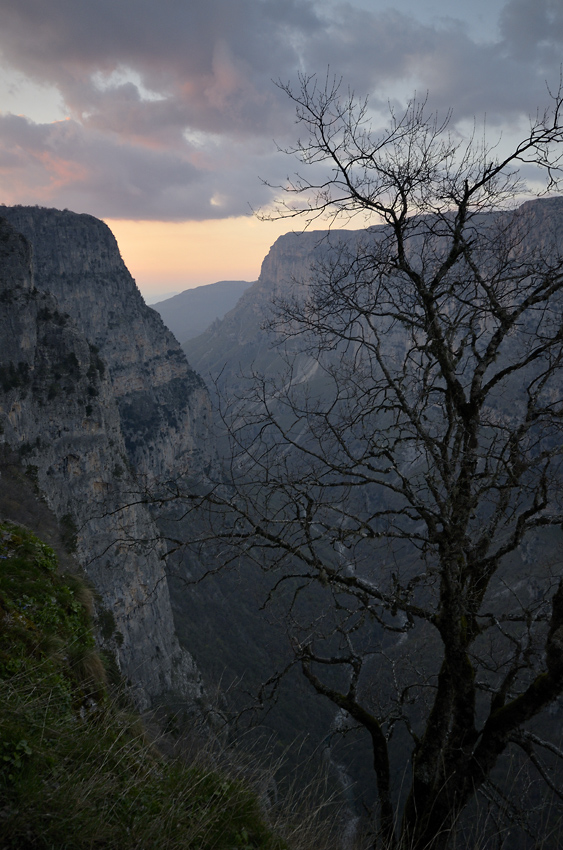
[184,197,563,390]
[183,227,366,392]
[0,216,203,710]
[0,206,213,483]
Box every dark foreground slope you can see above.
[0,520,288,850]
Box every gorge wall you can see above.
[183,228,347,387]
[184,196,563,389]
[180,195,563,808]
[0,210,211,711]
[0,206,213,484]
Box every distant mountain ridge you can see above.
[183,229,366,390]
[145,290,179,304]
[151,279,254,344]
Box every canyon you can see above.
[3,200,563,846]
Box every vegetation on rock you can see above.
[0,521,287,849]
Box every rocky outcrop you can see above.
[0,215,203,710]
[0,206,213,484]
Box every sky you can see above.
[0,0,562,299]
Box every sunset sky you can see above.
[0,0,561,299]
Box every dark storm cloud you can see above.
[0,0,561,220]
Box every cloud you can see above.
[0,0,314,137]
[0,112,289,220]
[499,0,563,59]
[0,0,562,221]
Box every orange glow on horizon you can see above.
[104,215,300,298]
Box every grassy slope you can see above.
[0,520,287,850]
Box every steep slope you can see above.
[0,521,286,850]
[0,216,202,710]
[151,279,254,344]
[180,196,563,816]
[0,205,213,483]
[183,228,365,389]
[184,197,563,389]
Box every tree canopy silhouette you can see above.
[182,76,563,849]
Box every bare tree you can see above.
[181,77,563,849]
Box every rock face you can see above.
[185,197,563,389]
[183,228,365,387]
[180,196,563,813]
[0,214,205,710]
[0,206,213,484]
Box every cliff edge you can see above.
[0,214,204,710]
[0,205,213,483]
